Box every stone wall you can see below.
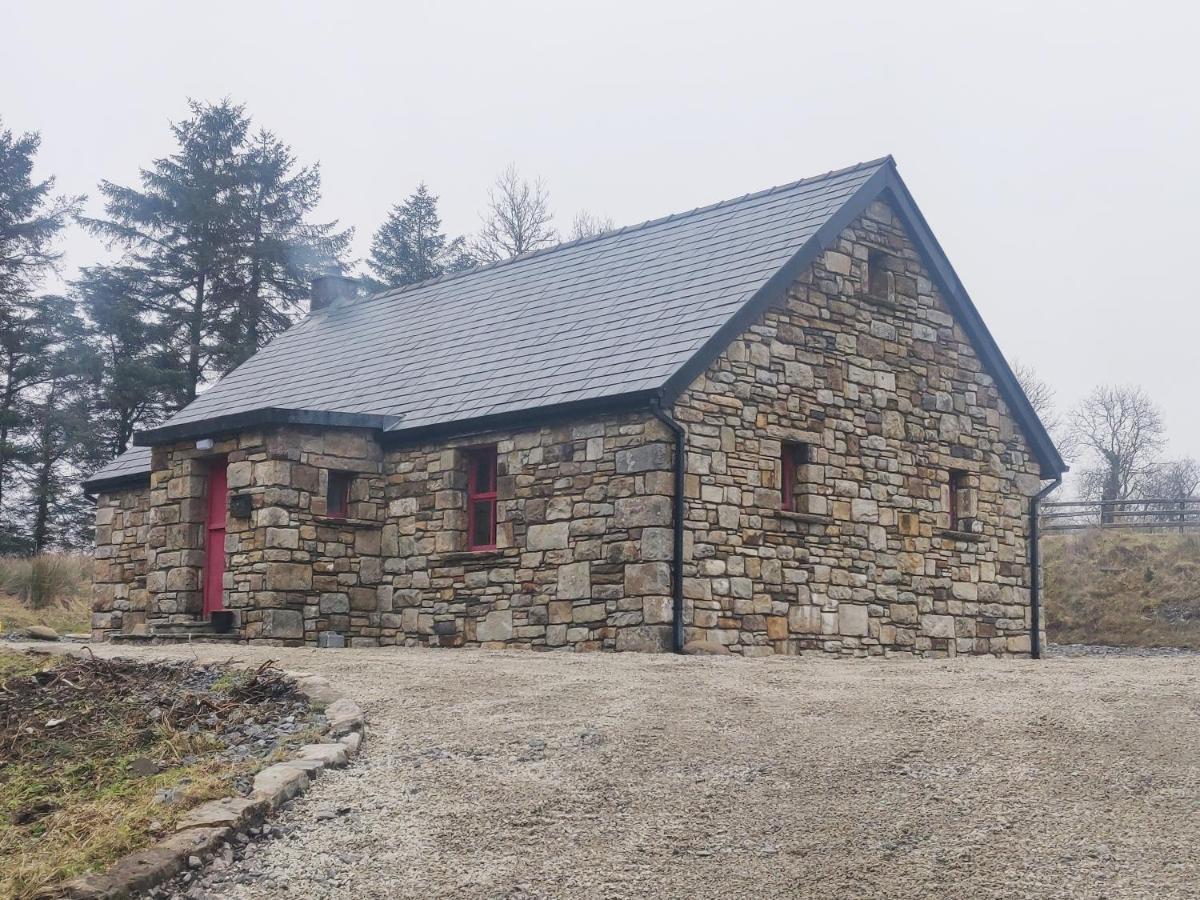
[383,414,675,651]
[673,199,1043,657]
[92,486,151,639]
[106,413,675,649]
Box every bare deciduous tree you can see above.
[1070,385,1165,518]
[1012,360,1074,459]
[470,164,557,263]
[569,210,614,241]
[1013,361,1055,422]
[1142,457,1200,501]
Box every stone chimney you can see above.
[310,274,360,312]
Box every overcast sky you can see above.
[5,0,1198,471]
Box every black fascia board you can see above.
[878,170,1067,477]
[81,471,152,496]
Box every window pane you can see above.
[474,457,492,492]
[328,472,349,517]
[470,500,494,547]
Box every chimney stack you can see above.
[310,274,360,312]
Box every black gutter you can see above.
[649,397,686,654]
[1029,476,1063,660]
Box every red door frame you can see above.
[203,460,228,616]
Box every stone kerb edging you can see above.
[19,650,370,900]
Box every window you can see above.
[948,469,969,531]
[466,446,498,550]
[781,442,812,512]
[327,471,352,519]
[867,248,892,299]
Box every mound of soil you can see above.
[1,654,314,773]
[0,651,323,899]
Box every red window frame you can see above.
[781,442,810,512]
[327,471,352,519]
[466,447,498,551]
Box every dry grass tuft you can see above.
[1044,529,1200,648]
[0,554,92,636]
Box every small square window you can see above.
[867,248,892,299]
[327,471,352,519]
[466,447,498,550]
[781,442,812,512]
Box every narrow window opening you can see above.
[949,469,969,531]
[781,442,812,512]
[867,248,892,299]
[466,446,498,550]
[327,470,352,519]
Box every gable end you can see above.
[660,162,1065,478]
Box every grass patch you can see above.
[0,650,314,899]
[0,554,92,637]
[1044,529,1200,648]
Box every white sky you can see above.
[4,0,1198,469]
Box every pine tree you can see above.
[0,119,84,548]
[368,183,470,288]
[83,100,352,398]
[75,265,180,458]
[18,368,94,552]
[218,129,352,370]
[80,99,247,406]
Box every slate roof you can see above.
[83,156,1065,492]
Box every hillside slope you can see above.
[1044,530,1200,648]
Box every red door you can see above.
[203,460,228,616]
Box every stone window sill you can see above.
[430,549,510,565]
[861,290,901,309]
[312,515,379,528]
[779,510,833,525]
[938,528,986,543]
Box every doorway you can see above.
[203,459,228,616]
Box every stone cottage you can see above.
[83,157,1066,657]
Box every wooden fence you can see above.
[1039,498,1200,532]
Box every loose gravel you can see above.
[63,643,1200,900]
[1047,642,1200,659]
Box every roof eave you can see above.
[82,471,152,496]
[133,408,404,447]
[378,390,661,447]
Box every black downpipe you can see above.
[650,399,686,654]
[1029,476,1062,660]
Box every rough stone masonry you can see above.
[91,199,1045,657]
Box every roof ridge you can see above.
[351,156,895,310]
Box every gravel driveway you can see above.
[58,643,1200,899]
